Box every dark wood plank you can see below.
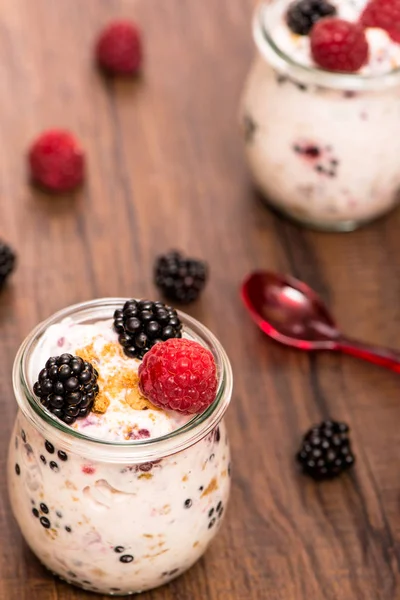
[0,0,399,598]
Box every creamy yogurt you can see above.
[241,0,400,230]
[8,306,232,595]
[30,318,192,442]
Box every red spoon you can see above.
[241,271,400,372]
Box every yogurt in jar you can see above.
[241,0,400,230]
[8,301,232,595]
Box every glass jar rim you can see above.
[254,2,400,92]
[13,298,233,463]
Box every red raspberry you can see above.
[310,18,369,73]
[28,130,85,193]
[138,338,218,414]
[96,21,142,75]
[360,0,400,43]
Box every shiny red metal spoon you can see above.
[241,271,400,372]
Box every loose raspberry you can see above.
[96,20,142,75]
[138,338,218,414]
[310,18,369,73]
[360,0,400,43]
[28,130,85,193]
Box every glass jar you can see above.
[8,299,232,596]
[240,1,400,231]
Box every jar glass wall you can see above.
[8,299,233,596]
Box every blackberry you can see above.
[286,0,336,35]
[297,420,355,480]
[113,299,182,359]
[0,240,16,287]
[33,354,99,425]
[154,250,208,304]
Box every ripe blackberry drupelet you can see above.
[154,250,208,304]
[297,420,355,480]
[33,354,99,425]
[113,299,182,359]
[286,0,337,35]
[0,241,16,287]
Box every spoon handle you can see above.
[337,337,400,373]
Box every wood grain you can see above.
[0,0,399,598]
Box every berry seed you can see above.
[45,441,55,454]
[40,517,51,529]
[120,555,134,563]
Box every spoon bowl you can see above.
[241,271,339,350]
[241,270,400,372]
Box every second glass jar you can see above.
[241,1,400,231]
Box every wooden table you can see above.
[1,0,400,598]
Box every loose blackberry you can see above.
[154,250,208,304]
[0,241,16,287]
[33,354,99,425]
[113,299,182,359]
[286,0,336,35]
[296,420,355,480]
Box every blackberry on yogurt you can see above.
[113,299,182,359]
[33,354,99,425]
[286,0,337,35]
[207,500,224,528]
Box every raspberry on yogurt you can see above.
[361,0,400,44]
[310,18,369,73]
[139,338,218,414]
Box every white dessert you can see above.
[30,318,192,442]
[241,0,400,229]
[8,317,230,595]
